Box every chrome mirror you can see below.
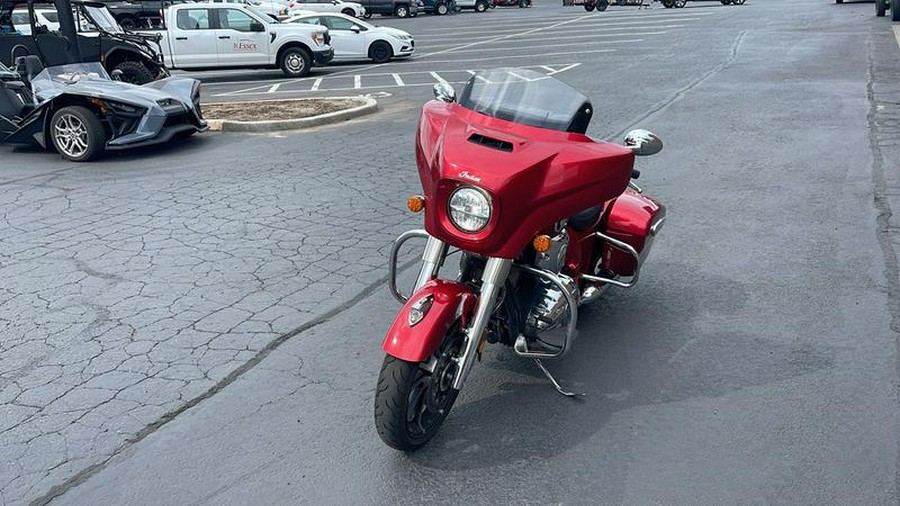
[433,82,456,103]
[623,129,663,156]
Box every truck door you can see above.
[214,8,268,66]
[170,7,218,67]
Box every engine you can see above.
[523,230,579,339]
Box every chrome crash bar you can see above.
[388,229,447,303]
[581,231,642,289]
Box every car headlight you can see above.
[448,186,491,233]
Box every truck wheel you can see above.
[394,4,409,17]
[363,11,373,18]
[673,0,686,6]
[117,15,139,30]
[475,0,488,11]
[597,0,609,10]
[369,40,393,63]
[892,0,900,21]
[877,0,886,16]
[583,2,595,11]
[280,47,312,77]
[112,61,155,85]
[435,2,448,14]
[50,106,106,162]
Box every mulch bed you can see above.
[203,99,363,121]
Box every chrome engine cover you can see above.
[524,273,579,338]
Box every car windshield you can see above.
[245,4,278,22]
[31,62,109,96]
[457,68,593,134]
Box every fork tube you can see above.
[451,257,512,390]
[414,235,448,291]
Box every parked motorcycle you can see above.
[374,68,666,451]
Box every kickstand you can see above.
[533,359,584,397]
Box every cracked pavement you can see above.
[0,113,423,504]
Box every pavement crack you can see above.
[607,29,748,141]
[29,255,420,506]
[865,30,900,500]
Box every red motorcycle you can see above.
[374,68,666,451]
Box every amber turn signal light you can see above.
[533,235,552,253]
[407,196,425,213]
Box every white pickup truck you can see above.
[145,3,333,77]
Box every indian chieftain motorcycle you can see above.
[374,68,666,451]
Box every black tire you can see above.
[50,106,106,162]
[374,325,464,451]
[673,0,686,7]
[279,47,312,77]
[597,0,609,10]
[732,0,744,4]
[720,0,731,4]
[475,0,488,11]
[877,0,886,16]
[892,0,900,21]
[662,0,674,7]
[112,61,155,85]
[584,2,595,11]
[518,0,525,6]
[836,0,842,3]
[363,11,373,18]
[341,7,356,15]
[369,40,393,63]
[395,3,410,17]
[117,15,138,30]
[435,1,448,13]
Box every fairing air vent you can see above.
[468,133,513,152]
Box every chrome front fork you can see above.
[388,231,512,391]
[452,256,511,390]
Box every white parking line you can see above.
[894,25,900,51]
[446,38,644,54]
[311,78,323,91]
[405,48,615,66]
[392,73,405,86]
[430,72,448,83]
[418,25,684,44]
[354,75,362,88]
[405,10,714,33]
[415,18,700,40]
[267,83,282,93]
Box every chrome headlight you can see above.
[448,186,491,233]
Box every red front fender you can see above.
[382,280,478,363]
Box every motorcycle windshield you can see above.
[457,68,593,134]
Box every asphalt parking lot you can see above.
[3,0,900,504]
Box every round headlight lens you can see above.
[448,186,491,233]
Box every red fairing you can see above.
[382,280,478,363]
[602,189,666,276]
[416,102,635,259]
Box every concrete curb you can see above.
[206,97,378,133]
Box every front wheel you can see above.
[369,40,393,63]
[720,0,731,4]
[583,2,595,11]
[374,325,464,451]
[673,0,686,6]
[50,106,106,162]
[892,0,899,21]
[363,11,373,18]
[280,47,311,77]
[877,0,886,16]
[475,0,488,11]
[395,3,410,17]
[597,0,609,10]
[435,2,448,14]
